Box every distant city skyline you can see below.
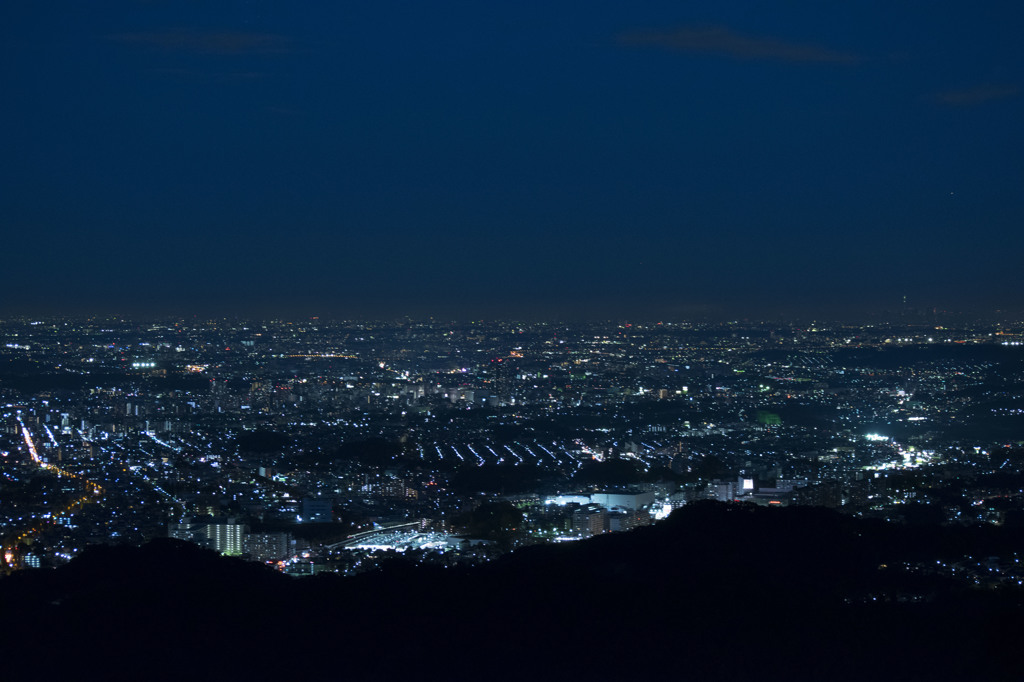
[2,296,1020,325]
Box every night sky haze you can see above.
[3,1,1023,319]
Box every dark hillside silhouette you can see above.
[3,503,1023,681]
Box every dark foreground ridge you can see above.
[3,502,1024,680]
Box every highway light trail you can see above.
[17,416,42,464]
[4,416,104,571]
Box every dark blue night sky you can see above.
[3,1,1022,319]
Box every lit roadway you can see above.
[1,415,104,571]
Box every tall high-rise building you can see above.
[244,532,292,563]
[205,523,247,556]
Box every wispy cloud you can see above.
[618,25,859,64]
[110,29,292,55]
[934,84,1019,106]
[144,68,267,84]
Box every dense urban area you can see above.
[4,314,1024,586]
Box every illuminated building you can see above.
[205,523,247,556]
[572,505,607,537]
[244,532,292,562]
